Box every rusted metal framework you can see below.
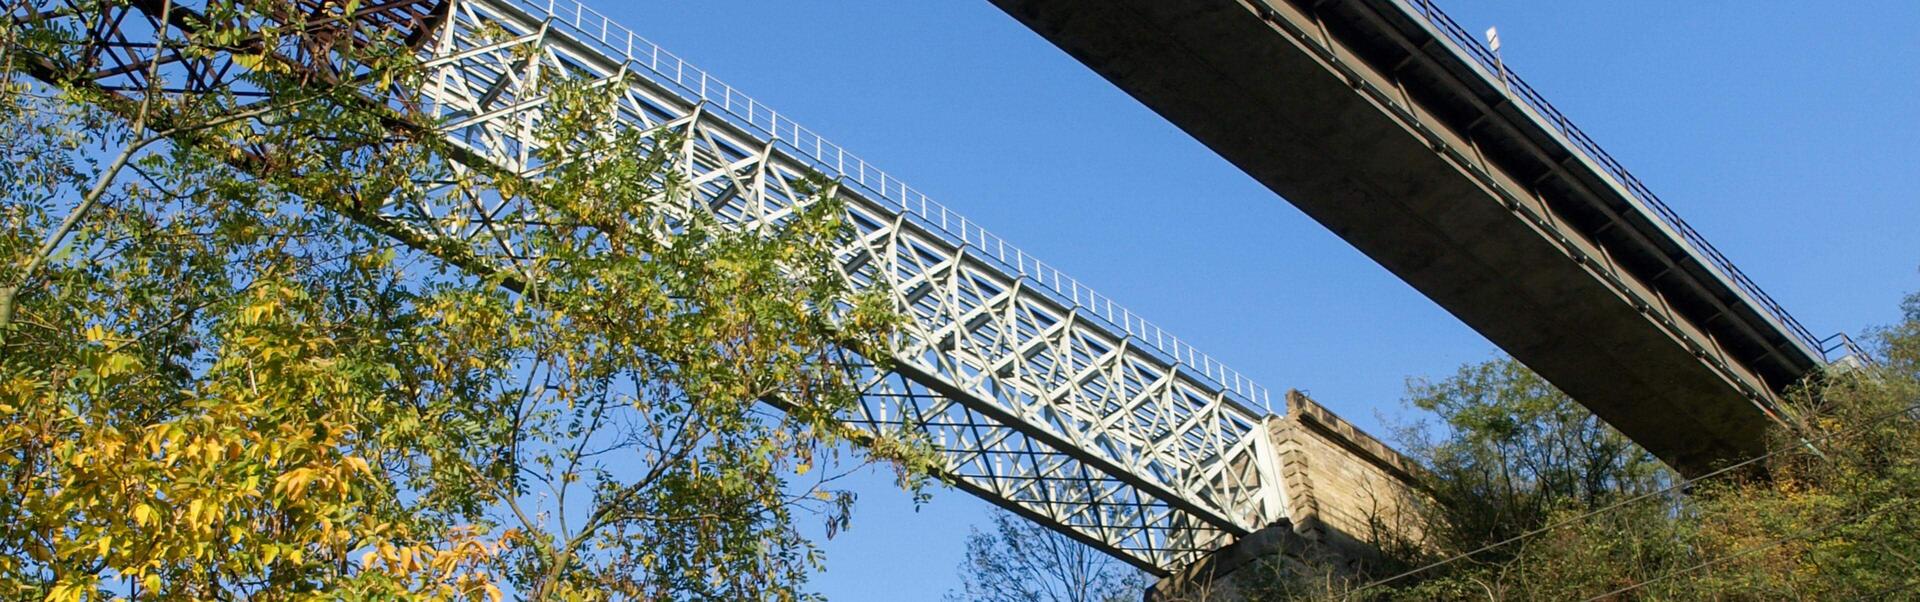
[13,0,1290,572]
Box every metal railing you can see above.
[1820,333,1872,367]
[1396,0,1830,361]
[507,0,1276,413]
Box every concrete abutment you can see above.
[1151,391,1428,601]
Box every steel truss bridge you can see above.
[19,0,1284,572]
[13,0,1849,577]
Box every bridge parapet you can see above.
[1394,0,1825,360]
[990,0,1832,475]
[499,0,1278,413]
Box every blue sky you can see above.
[587,2,1920,599]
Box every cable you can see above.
[1854,575,1920,601]
[1345,399,1920,598]
[1578,497,1917,601]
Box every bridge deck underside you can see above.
[987,0,1825,475]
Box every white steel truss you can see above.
[21,0,1290,572]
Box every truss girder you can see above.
[22,0,1290,572]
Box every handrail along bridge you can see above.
[11,0,1854,578]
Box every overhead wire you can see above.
[1345,397,1920,599]
[1578,497,1918,601]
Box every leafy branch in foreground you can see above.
[1,1,938,599]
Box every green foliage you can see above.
[1,1,936,599]
[1392,357,1674,569]
[1258,293,1920,601]
[449,65,934,602]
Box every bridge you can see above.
[991,0,1851,476]
[15,0,1846,585]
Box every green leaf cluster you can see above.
[1243,291,1920,601]
[1,2,938,600]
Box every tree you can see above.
[1216,356,1682,601]
[1289,292,1920,601]
[2,3,505,598]
[1,1,935,599]
[1660,294,1920,599]
[948,510,1147,602]
[1388,357,1674,564]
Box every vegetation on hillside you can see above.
[1244,293,1920,600]
[958,296,1920,601]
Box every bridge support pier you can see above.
[1150,392,1429,600]
[1147,521,1323,601]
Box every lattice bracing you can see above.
[16,0,1289,572]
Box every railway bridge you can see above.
[13,0,1852,592]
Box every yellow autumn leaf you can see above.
[46,583,81,602]
[276,467,314,498]
[232,52,268,71]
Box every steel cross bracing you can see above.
[20,0,1290,571]
[424,0,1290,570]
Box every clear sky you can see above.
[585,1,1920,599]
